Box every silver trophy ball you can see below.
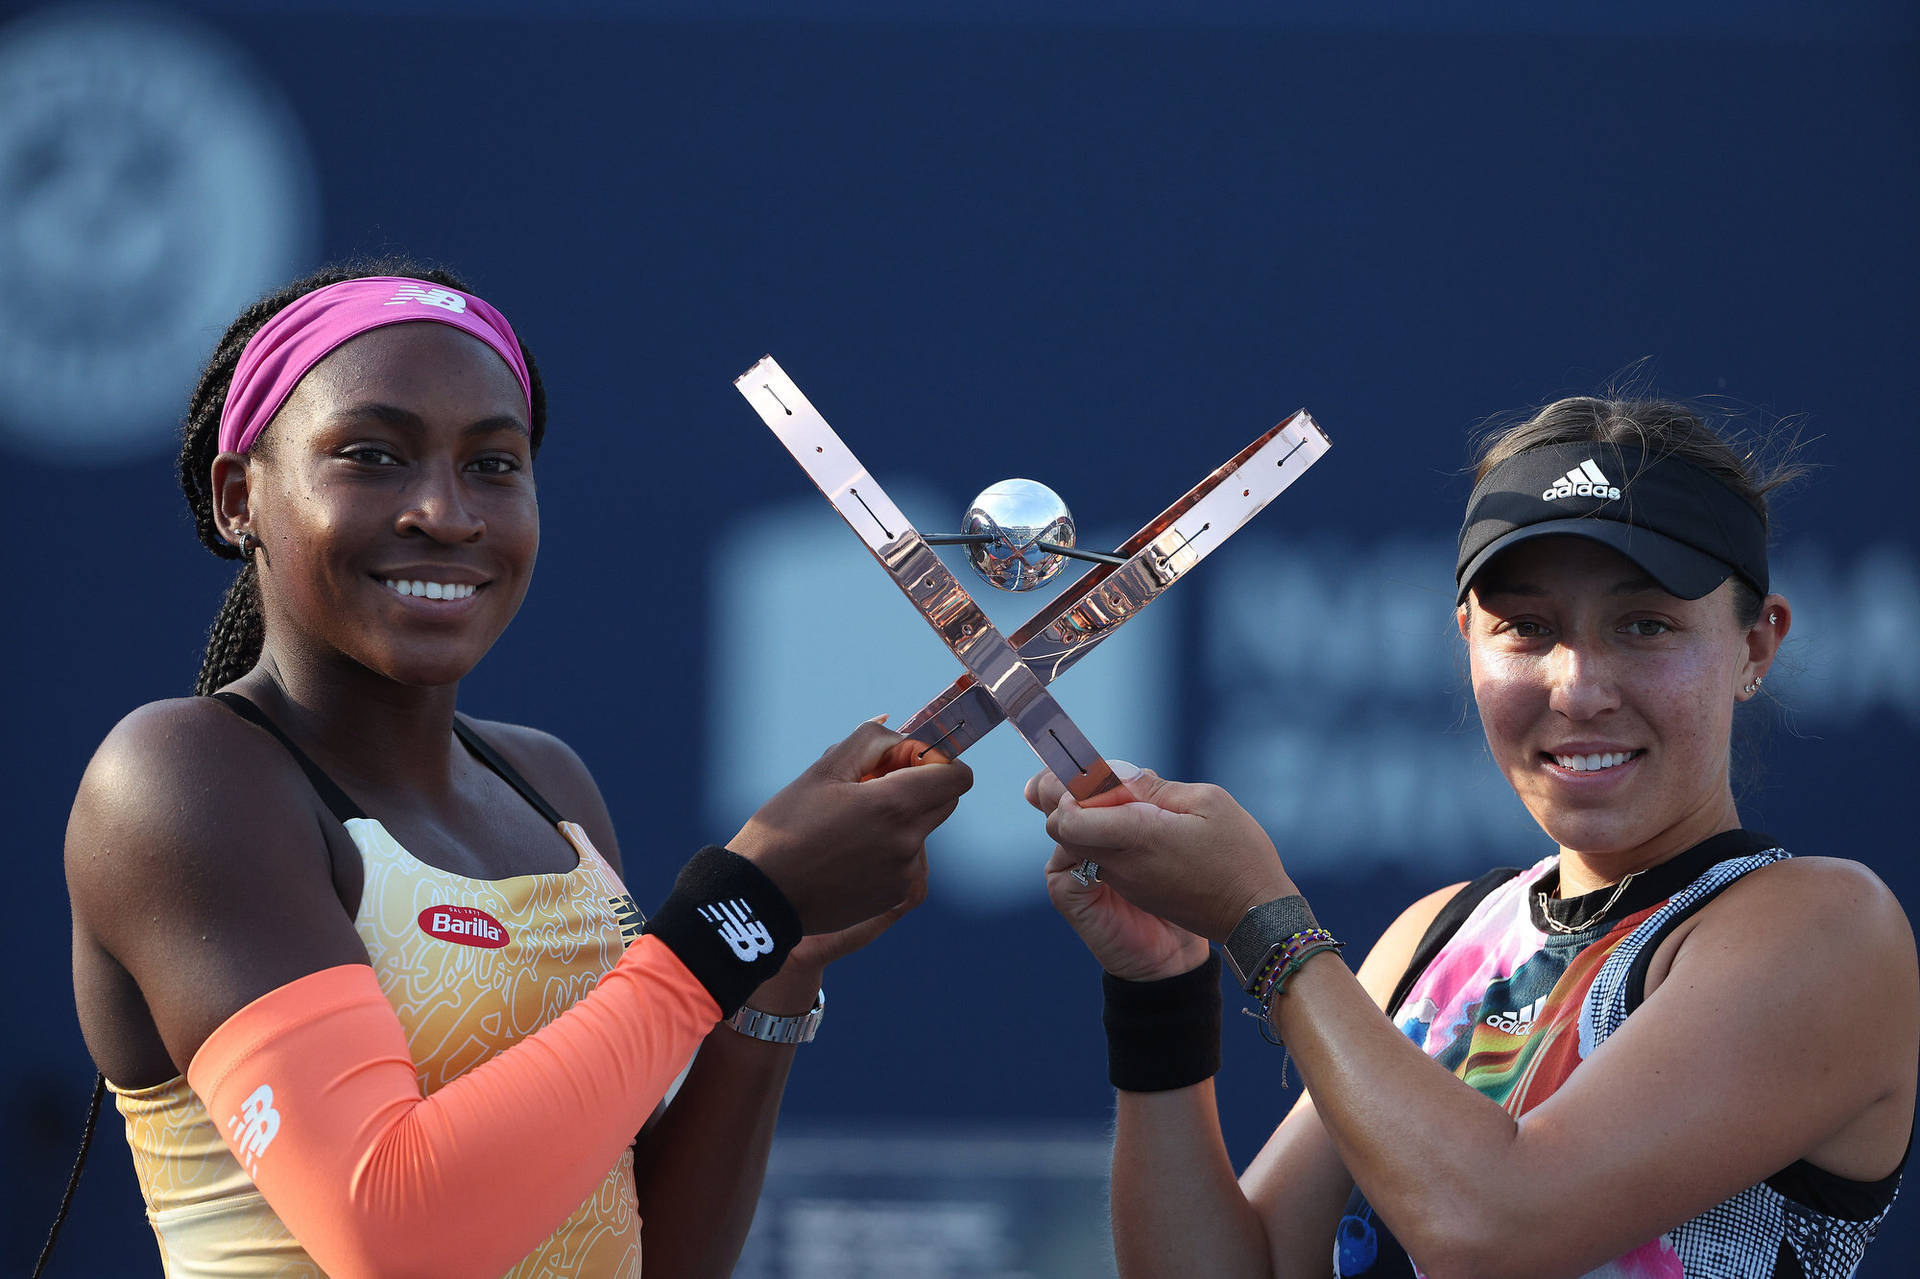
[963,478,1077,592]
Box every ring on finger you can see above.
[1069,859,1101,886]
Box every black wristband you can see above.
[642,845,802,1017]
[1223,894,1320,992]
[1102,952,1223,1093]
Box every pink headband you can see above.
[217,276,533,455]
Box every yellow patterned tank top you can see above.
[110,696,653,1278]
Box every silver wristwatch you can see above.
[724,988,825,1044]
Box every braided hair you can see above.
[177,259,547,695]
[32,263,549,1275]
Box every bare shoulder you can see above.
[1350,879,1471,1009]
[461,716,621,866]
[1696,854,1915,965]
[68,696,367,1074]
[1650,854,1916,1175]
[68,696,325,897]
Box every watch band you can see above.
[724,988,826,1045]
[1223,895,1319,992]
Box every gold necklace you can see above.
[1538,869,1640,935]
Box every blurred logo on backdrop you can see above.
[736,1129,1114,1278]
[0,5,315,462]
[1198,536,1542,874]
[710,516,1920,906]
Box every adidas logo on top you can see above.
[1485,994,1548,1036]
[1542,459,1621,502]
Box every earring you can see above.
[1769,611,1779,625]
[237,531,257,561]
[1742,677,1763,696]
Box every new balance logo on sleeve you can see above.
[384,284,468,313]
[698,899,775,961]
[1542,459,1621,501]
[226,1084,281,1178]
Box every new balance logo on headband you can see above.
[384,284,468,313]
[698,899,775,961]
[1542,459,1621,502]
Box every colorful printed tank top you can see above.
[1333,829,1904,1279]
[110,694,653,1278]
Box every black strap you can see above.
[1765,1139,1909,1223]
[1384,866,1523,1018]
[209,694,568,828]
[210,692,366,821]
[453,716,566,826]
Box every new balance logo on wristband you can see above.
[227,1084,281,1178]
[699,899,775,961]
[1542,458,1621,502]
[1485,994,1547,1036]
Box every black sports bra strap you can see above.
[452,717,566,826]
[209,692,367,822]
[1385,866,1524,1018]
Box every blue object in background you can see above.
[4,2,1915,1274]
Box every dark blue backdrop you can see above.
[5,2,1915,1272]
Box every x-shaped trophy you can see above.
[735,357,1328,879]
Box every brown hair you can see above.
[1468,395,1807,625]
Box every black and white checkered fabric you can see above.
[1581,848,1901,1278]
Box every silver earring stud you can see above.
[1769,611,1779,625]
[1742,677,1763,696]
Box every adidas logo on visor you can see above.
[1543,458,1621,502]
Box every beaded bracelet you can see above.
[1247,927,1341,1007]
[1269,941,1344,1001]
[1239,930,1346,1076]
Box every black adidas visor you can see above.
[1455,441,1769,605]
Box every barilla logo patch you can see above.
[418,904,510,948]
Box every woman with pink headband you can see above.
[59,261,973,1279]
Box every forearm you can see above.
[1270,953,1523,1275]
[191,947,722,1279]
[1112,1082,1271,1278]
[629,963,820,1277]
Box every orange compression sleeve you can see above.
[186,847,802,1279]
